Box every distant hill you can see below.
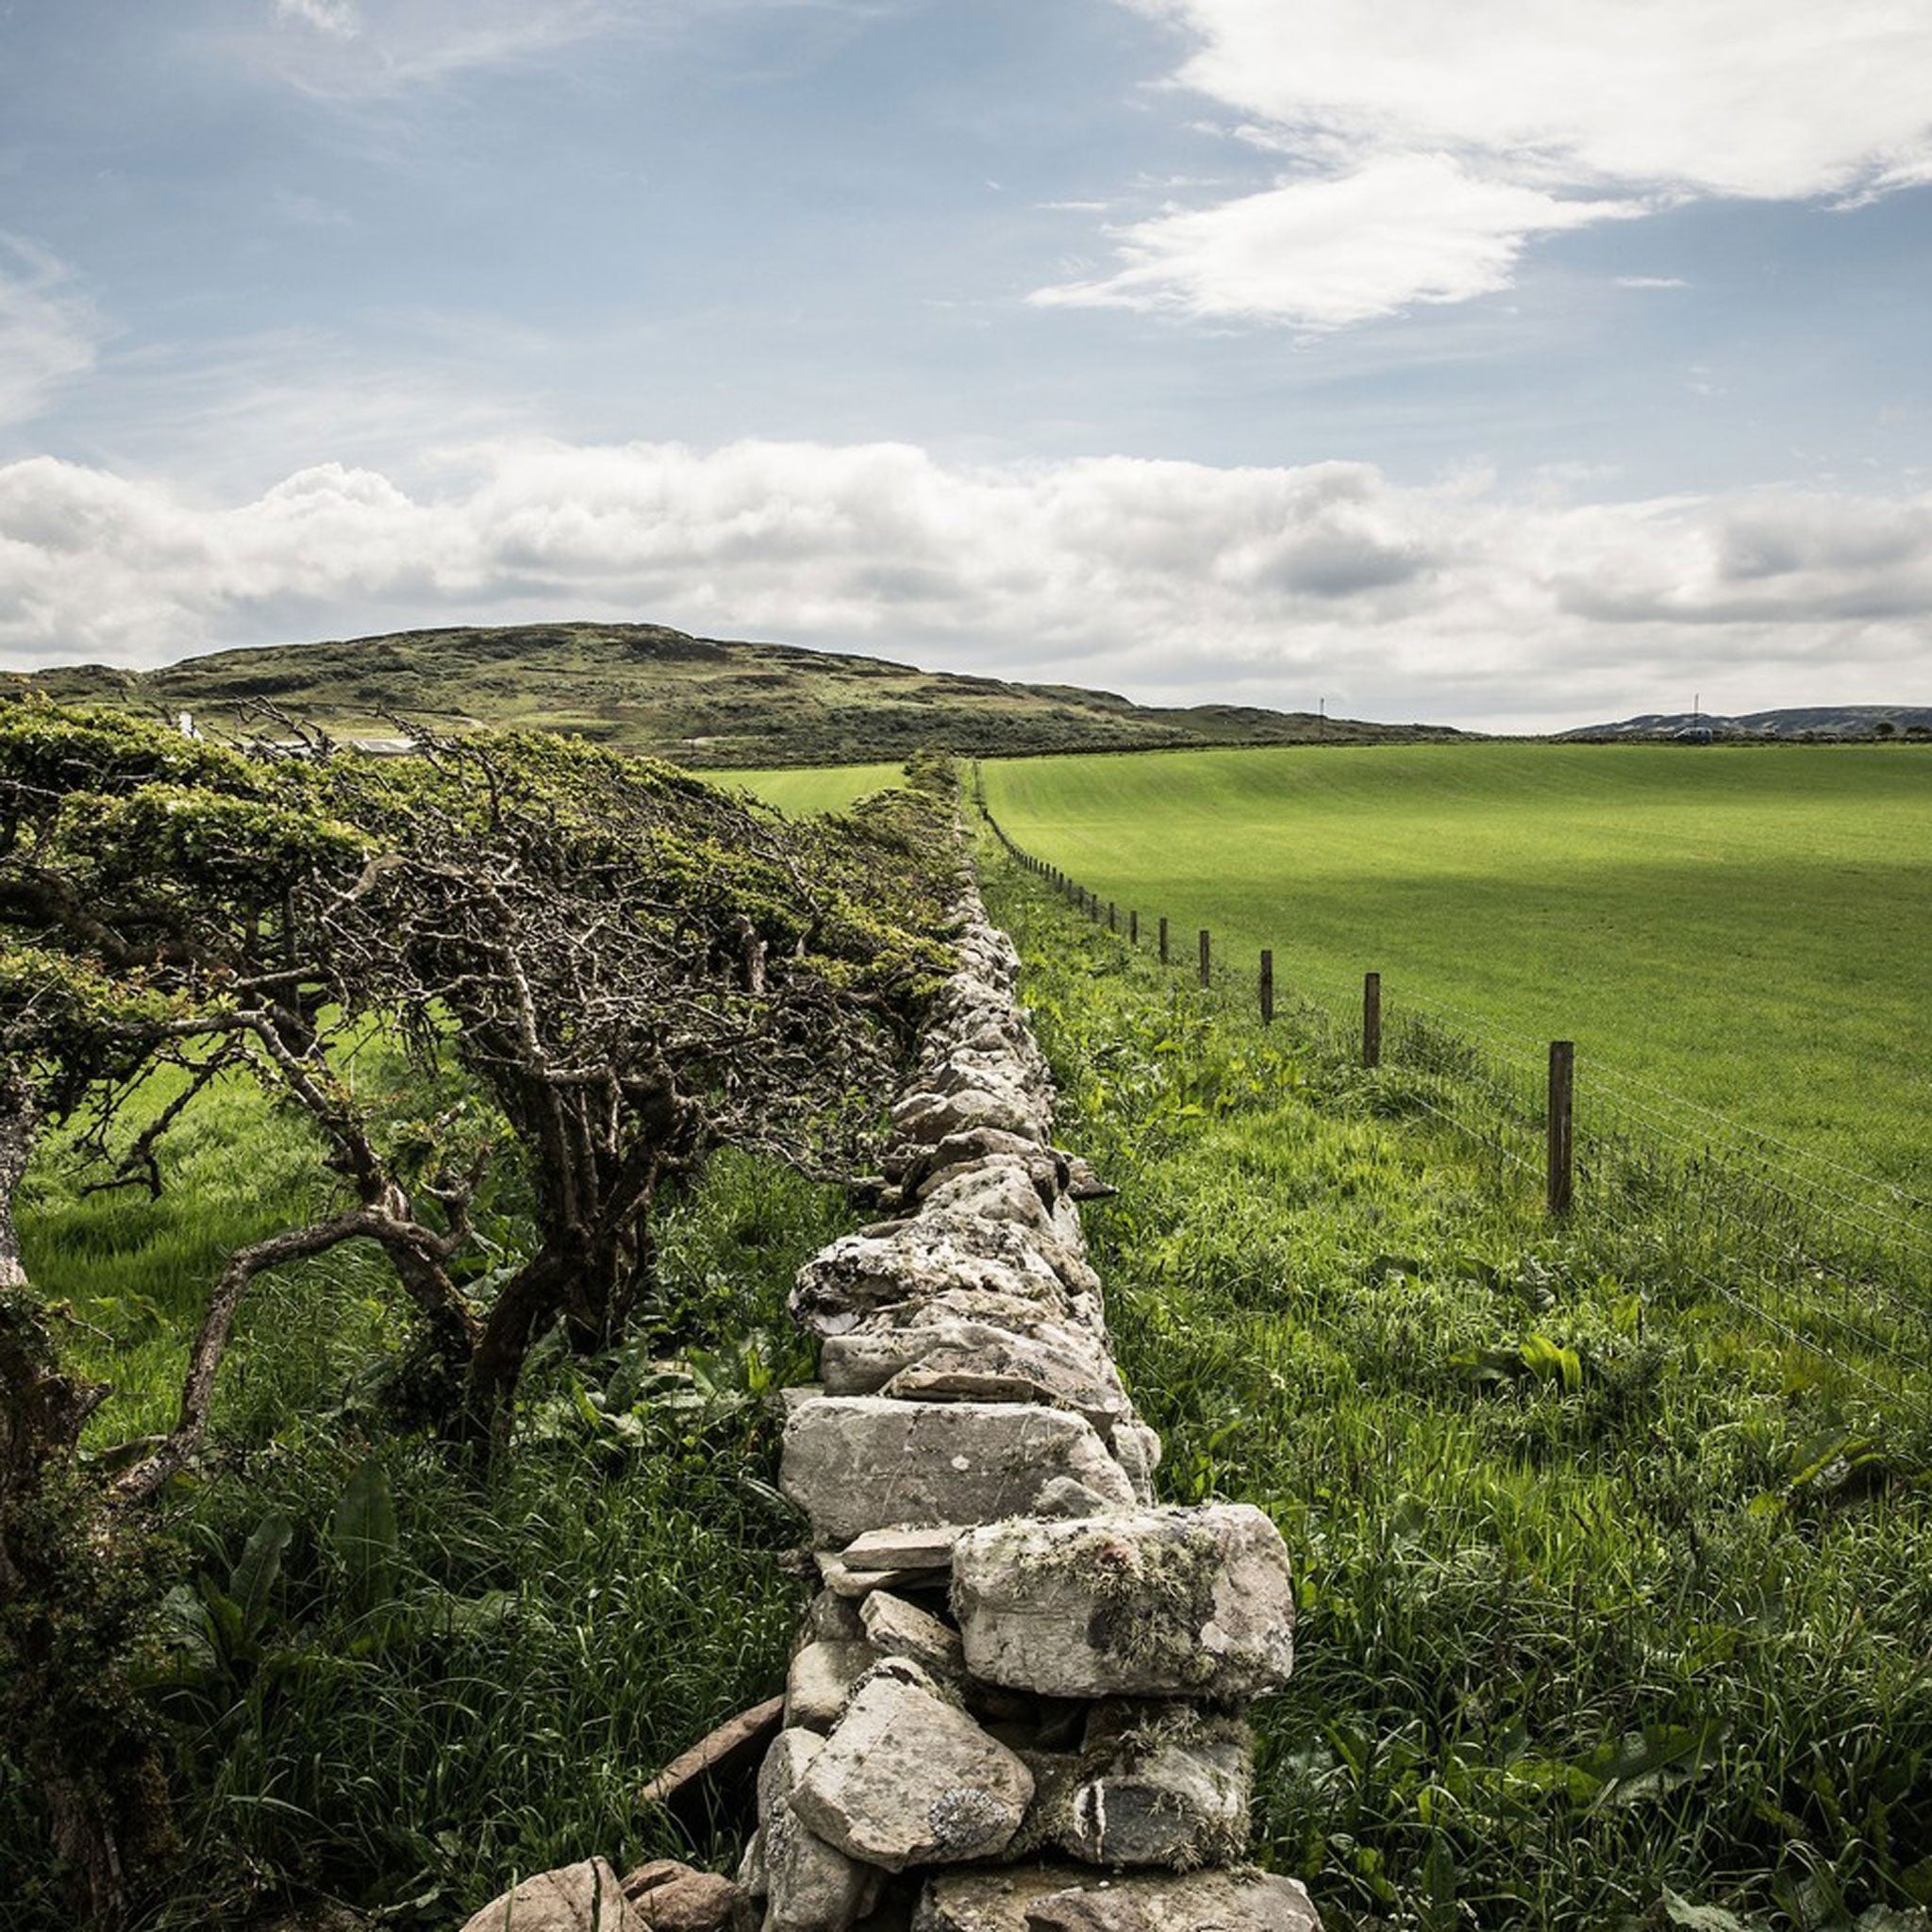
[1566,705,1932,742]
[17,622,1462,766]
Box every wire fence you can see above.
[975,793,1932,1424]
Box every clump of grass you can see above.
[985,850,1932,1932]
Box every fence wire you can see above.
[980,811,1932,1423]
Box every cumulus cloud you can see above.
[0,238,103,428]
[3,439,1929,730]
[1045,0,1932,325]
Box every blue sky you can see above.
[2,0,1928,728]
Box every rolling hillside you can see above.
[18,622,1461,766]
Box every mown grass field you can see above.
[973,742,1932,1217]
[724,760,909,816]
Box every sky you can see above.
[1,0,1929,730]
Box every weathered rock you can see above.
[1029,1477,1113,1519]
[891,1087,1048,1150]
[888,1128,1063,1203]
[913,1867,1089,1932]
[818,1553,937,1599]
[859,1590,965,1678]
[854,1288,1103,1345]
[757,1728,886,1932]
[953,1507,1295,1699]
[788,1641,879,1731]
[841,1524,962,1572]
[858,1331,1131,1436]
[1108,1424,1161,1506]
[458,1859,640,1932]
[1063,1728,1252,1867]
[804,1590,870,1644]
[792,1668,1036,1871]
[791,1224,1072,1338]
[1060,1156,1115,1202]
[913,1159,1060,1236]
[623,1861,741,1932]
[1022,1871,1323,1932]
[821,1318,1114,1408]
[736,1831,768,1903]
[781,1399,1135,1546]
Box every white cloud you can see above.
[1133,0,1932,200]
[1058,0,1932,326]
[3,439,1929,730]
[0,238,104,429]
[1033,154,1641,328]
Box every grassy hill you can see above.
[17,621,1460,766]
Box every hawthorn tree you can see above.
[0,692,955,1921]
[0,696,954,1475]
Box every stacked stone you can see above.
[747,886,1321,1932]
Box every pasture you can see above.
[974,741,1932,1219]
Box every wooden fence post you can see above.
[1363,972,1381,1068]
[1197,929,1211,988]
[1108,901,1117,932]
[1129,910,1139,945]
[1547,1041,1575,1215]
[1158,916,1169,965]
[1259,949,1274,1024]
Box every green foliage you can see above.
[987,853,1932,1932]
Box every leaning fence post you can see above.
[1198,929,1211,988]
[1363,972,1381,1068]
[1547,1041,1575,1215]
[1158,916,1169,965]
[1259,949,1274,1024]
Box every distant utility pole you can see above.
[1318,697,1325,740]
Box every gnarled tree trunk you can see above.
[0,1089,175,1928]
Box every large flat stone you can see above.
[953,1507,1295,1699]
[1023,1872,1323,1932]
[792,1668,1035,1871]
[781,1399,1135,1546]
[913,1868,1089,1932]
[821,1319,1130,1434]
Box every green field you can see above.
[726,760,910,816]
[976,742,1932,1218]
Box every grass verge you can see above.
[984,842,1932,1932]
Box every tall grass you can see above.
[5,1128,843,1928]
[985,847,1932,1932]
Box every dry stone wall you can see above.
[749,882,1322,1932]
